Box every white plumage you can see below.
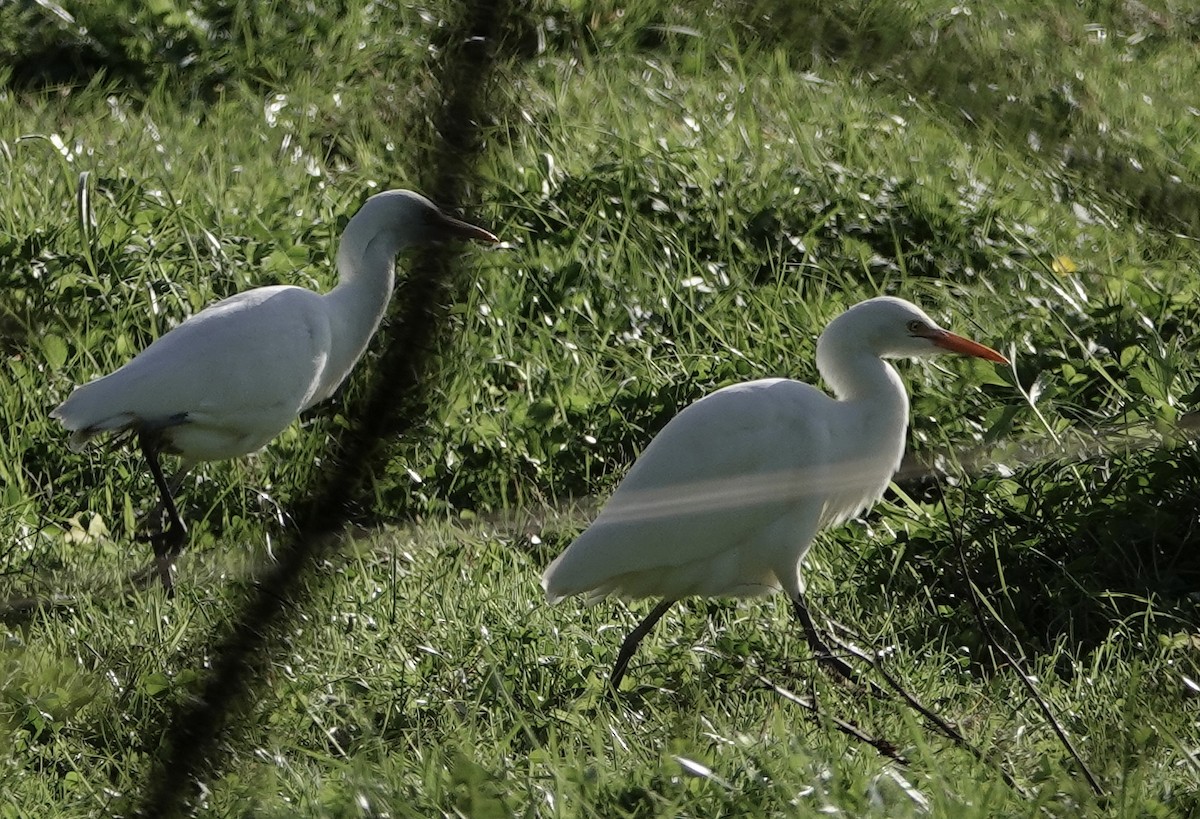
[52,189,497,592]
[56,285,334,459]
[542,296,1008,691]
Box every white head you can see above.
[816,296,1007,400]
[337,189,497,274]
[820,296,1008,362]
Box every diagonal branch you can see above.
[759,675,910,766]
[823,628,1026,796]
[935,478,1105,798]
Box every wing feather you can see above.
[52,286,331,454]
[543,378,836,601]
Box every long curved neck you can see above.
[816,338,911,463]
[316,234,400,400]
[816,342,905,405]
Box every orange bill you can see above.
[929,329,1009,364]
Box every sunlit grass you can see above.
[1,0,1199,815]
[114,515,1200,816]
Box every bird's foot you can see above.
[133,525,187,597]
[811,636,893,701]
[152,553,177,599]
[803,631,864,685]
[791,596,887,697]
[126,555,178,598]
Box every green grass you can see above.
[2,0,1200,815]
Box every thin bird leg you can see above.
[139,433,188,596]
[793,599,892,701]
[137,465,193,535]
[791,592,861,682]
[607,599,675,695]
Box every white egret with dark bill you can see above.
[52,189,498,593]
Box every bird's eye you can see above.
[906,320,924,335]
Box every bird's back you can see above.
[543,378,865,602]
[52,285,332,460]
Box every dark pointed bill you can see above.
[929,329,1009,364]
[433,211,499,244]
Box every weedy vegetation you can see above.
[1,0,1199,816]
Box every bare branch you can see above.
[936,478,1105,798]
[820,624,1027,796]
[760,675,910,766]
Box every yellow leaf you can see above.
[1051,255,1077,275]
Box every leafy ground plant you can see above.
[1,0,1199,816]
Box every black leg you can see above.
[138,465,193,532]
[791,592,858,681]
[608,599,675,696]
[139,433,188,597]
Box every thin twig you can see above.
[936,478,1105,798]
[825,630,1026,796]
[804,595,1027,793]
[759,675,909,766]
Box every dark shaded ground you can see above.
[134,2,512,814]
